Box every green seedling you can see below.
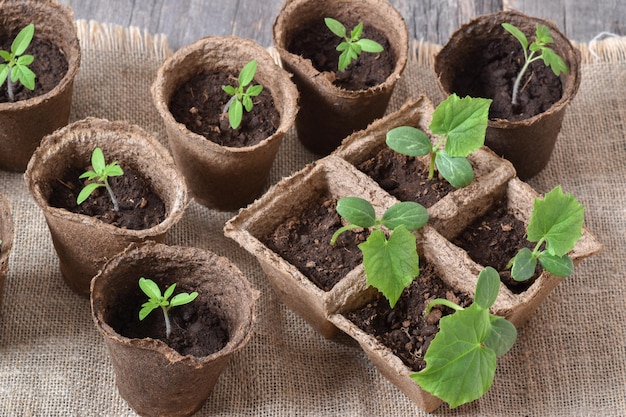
[502,22,569,105]
[412,267,517,408]
[222,60,263,129]
[508,185,584,281]
[0,24,36,102]
[330,196,429,307]
[386,94,492,188]
[138,277,199,339]
[76,147,124,212]
[324,17,384,71]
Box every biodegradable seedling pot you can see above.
[152,36,298,211]
[435,10,581,179]
[91,242,258,417]
[0,193,13,308]
[0,0,81,172]
[273,0,409,155]
[25,118,188,296]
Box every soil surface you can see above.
[358,146,456,208]
[262,190,367,291]
[107,286,229,357]
[347,261,472,371]
[451,198,541,292]
[449,38,562,121]
[0,33,68,103]
[288,18,395,91]
[169,70,280,147]
[49,166,166,230]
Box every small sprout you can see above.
[330,196,429,307]
[138,277,199,339]
[502,22,569,105]
[386,94,492,188]
[76,147,124,212]
[508,185,584,281]
[0,24,36,102]
[222,60,264,129]
[324,17,384,71]
[411,267,517,408]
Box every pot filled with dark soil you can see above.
[434,10,581,179]
[91,242,258,417]
[25,118,188,296]
[152,36,298,211]
[273,0,408,155]
[0,0,81,172]
[0,192,13,308]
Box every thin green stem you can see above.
[330,223,362,245]
[104,178,120,212]
[161,306,172,338]
[7,72,14,102]
[425,298,464,315]
[511,51,541,105]
[428,151,437,179]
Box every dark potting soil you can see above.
[169,70,280,147]
[49,166,166,230]
[0,34,68,103]
[262,190,367,292]
[451,198,541,292]
[358,146,456,208]
[450,37,562,121]
[288,18,395,91]
[108,287,229,357]
[346,261,472,372]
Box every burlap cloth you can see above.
[0,20,623,416]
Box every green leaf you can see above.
[350,21,363,41]
[247,84,263,97]
[229,98,243,129]
[485,316,517,357]
[357,38,384,53]
[501,23,528,51]
[76,182,102,205]
[242,95,253,112]
[0,51,11,62]
[163,283,176,301]
[238,60,257,87]
[380,201,428,231]
[103,162,124,177]
[527,186,584,257]
[386,126,432,157]
[91,147,106,174]
[324,17,346,38]
[0,65,7,87]
[139,277,162,300]
[430,94,492,158]
[539,253,574,277]
[474,267,500,310]
[13,65,35,90]
[12,24,34,57]
[540,47,568,76]
[435,151,474,188]
[510,247,537,282]
[338,51,351,71]
[170,291,199,307]
[360,227,419,308]
[411,304,496,408]
[336,197,376,228]
[139,302,159,321]
[17,54,34,66]
[222,85,237,96]
[534,23,554,45]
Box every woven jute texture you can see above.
[0,20,624,416]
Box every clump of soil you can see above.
[358,146,456,208]
[346,261,472,371]
[169,70,280,147]
[49,166,166,231]
[262,190,367,291]
[288,18,395,91]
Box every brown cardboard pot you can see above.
[0,0,81,172]
[25,118,188,296]
[0,193,13,308]
[273,0,409,155]
[91,242,258,417]
[152,36,298,211]
[434,10,581,180]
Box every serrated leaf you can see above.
[539,253,574,277]
[170,291,199,307]
[510,247,537,282]
[430,94,491,157]
[485,316,517,357]
[76,182,102,205]
[324,17,346,38]
[501,23,528,50]
[541,47,568,76]
[357,38,384,53]
[12,24,34,56]
[474,267,500,310]
[336,197,376,228]
[535,23,554,45]
[238,60,257,87]
[380,201,428,231]
[350,22,363,40]
[435,151,474,188]
[139,277,162,300]
[386,126,432,157]
[360,227,419,308]
[527,186,584,257]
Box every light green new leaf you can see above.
[324,17,346,38]
[163,283,176,301]
[501,22,528,50]
[430,94,492,158]
[510,247,537,282]
[380,201,428,231]
[435,151,474,188]
[336,197,376,228]
[12,24,34,56]
[385,126,432,157]
[238,60,257,87]
[139,277,162,300]
[247,84,263,97]
[91,147,106,174]
[539,253,574,277]
[357,38,384,53]
[527,186,584,257]
[76,182,102,205]
[534,23,554,45]
[540,47,568,76]
[350,21,363,40]
[229,98,243,129]
[170,291,199,307]
[222,85,237,96]
[12,64,35,90]
[360,227,419,308]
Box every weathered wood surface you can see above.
[58,0,626,50]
